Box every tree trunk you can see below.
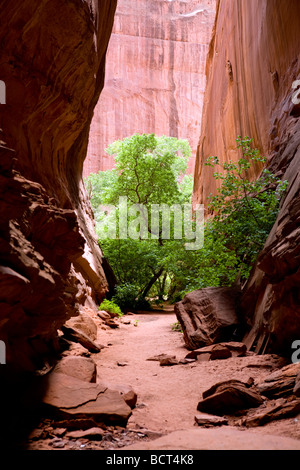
[142,267,164,298]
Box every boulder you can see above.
[104,383,137,409]
[175,287,241,350]
[197,380,263,416]
[39,372,132,426]
[210,344,232,361]
[53,356,97,383]
[257,362,300,398]
[60,325,101,353]
[244,398,300,427]
[65,313,98,341]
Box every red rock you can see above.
[197,380,263,416]
[40,372,132,426]
[192,0,300,355]
[0,1,117,370]
[66,313,98,342]
[66,427,105,440]
[210,345,232,361]
[174,287,241,350]
[159,356,179,366]
[194,413,228,427]
[84,0,216,177]
[61,325,102,354]
[53,356,97,383]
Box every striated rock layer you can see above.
[0,0,117,371]
[84,0,216,177]
[193,0,300,355]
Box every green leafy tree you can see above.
[86,135,287,308]
[86,134,193,307]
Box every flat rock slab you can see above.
[102,382,138,409]
[194,413,228,427]
[185,341,247,360]
[40,372,132,425]
[66,427,105,440]
[61,325,101,353]
[123,427,300,450]
[197,380,263,416]
[244,398,300,427]
[53,356,97,383]
[257,362,300,398]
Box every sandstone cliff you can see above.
[0,0,116,370]
[84,0,216,176]
[193,0,300,355]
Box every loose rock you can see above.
[66,427,105,440]
[61,325,101,353]
[194,413,228,427]
[39,372,132,426]
[53,356,97,383]
[159,355,179,366]
[197,380,263,416]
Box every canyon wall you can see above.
[84,0,216,177]
[193,0,300,355]
[0,0,116,370]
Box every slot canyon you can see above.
[0,0,300,453]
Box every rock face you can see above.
[84,0,216,177]
[193,0,300,354]
[0,1,117,370]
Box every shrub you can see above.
[99,299,123,317]
[112,283,151,312]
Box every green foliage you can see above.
[105,133,191,207]
[156,137,288,295]
[99,299,123,317]
[86,133,193,304]
[111,283,151,312]
[203,136,288,281]
[171,321,183,333]
[86,134,287,304]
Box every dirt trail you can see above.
[94,306,300,442]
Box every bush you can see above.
[99,299,123,317]
[112,283,151,312]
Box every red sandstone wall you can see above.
[0,0,116,370]
[193,0,300,354]
[84,0,216,177]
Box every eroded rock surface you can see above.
[84,0,216,176]
[0,0,117,370]
[174,287,241,350]
[193,0,300,354]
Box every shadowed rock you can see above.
[175,287,241,350]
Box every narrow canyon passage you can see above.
[1,0,300,454]
[94,311,300,443]
[26,307,300,450]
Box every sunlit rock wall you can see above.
[193,0,300,355]
[84,0,216,177]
